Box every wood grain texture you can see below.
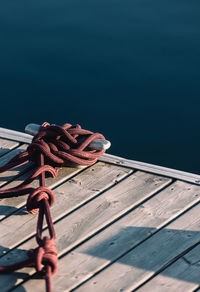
[71,204,200,292]
[0,127,32,144]
[0,172,171,291]
[0,163,85,221]
[47,181,200,292]
[0,130,200,292]
[0,144,30,188]
[136,244,200,292]
[0,162,131,258]
[100,153,200,185]
[13,180,200,292]
[1,127,200,185]
[0,138,19,157]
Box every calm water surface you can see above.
[0,0,200,173]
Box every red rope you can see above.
[0,122,106,292]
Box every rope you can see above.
[0,122,106,292]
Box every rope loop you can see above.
[36,237,58,276]
[27,187,55,214]
[27,122,105,166]
[0,122,107,292]
[28,236,58,276]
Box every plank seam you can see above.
[0,164,91,223]
[50,170,135,227]
[0,141,21,158]
[132,241,200,292]
[67,196,200,291]
[0,170,134,261]
[0,164,34,190]
[99,155,200,185]
[59,179,174,259]
[9,178,173,291]
[0,143,34,187]
[1,127,199,185]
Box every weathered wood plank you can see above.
[0,164,86,221]
[136,245,200,292]
[100,154,200,185]
[69,204,200,292]
[0,144,31,188]
[13,180,200,292]
[0,172,171,291]
[0,162,131,257]
[1,127,200,292]
[1,127,200,185]
[47,181,200,292]
[0,138,19,157]
[0,127,32,144]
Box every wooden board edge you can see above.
[1,127,200,185]
[0,127,32,144]
[100,154,200,185]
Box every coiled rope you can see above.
[0,122,106,292]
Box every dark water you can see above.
[0,0,200,173]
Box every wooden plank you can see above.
[0,172,171,291]
[0,127,32,144]
[0,138,19,157]
[100,153,200,185]
[12,180,200,292]
[67,204,200,292]
[0,162,131,255]
[0,164,85,221]
[1,127,200,185]
[47,181,200,292]
[0,144,31,188]
[136,245,200,292]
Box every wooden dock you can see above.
[0,127,200,292]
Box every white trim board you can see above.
[99,154,200,185]
[0,127,32,144]
[0,127,199,185]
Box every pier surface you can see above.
[0,128,200,292]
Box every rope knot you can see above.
[27,140,51,164]
[0,122,108,292]
[28,237,58,276]
[27,122,106,166]
[27,187,55,214]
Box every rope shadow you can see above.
[0,148,17,157]
[0,245,29,292]
[0,205,28,217]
